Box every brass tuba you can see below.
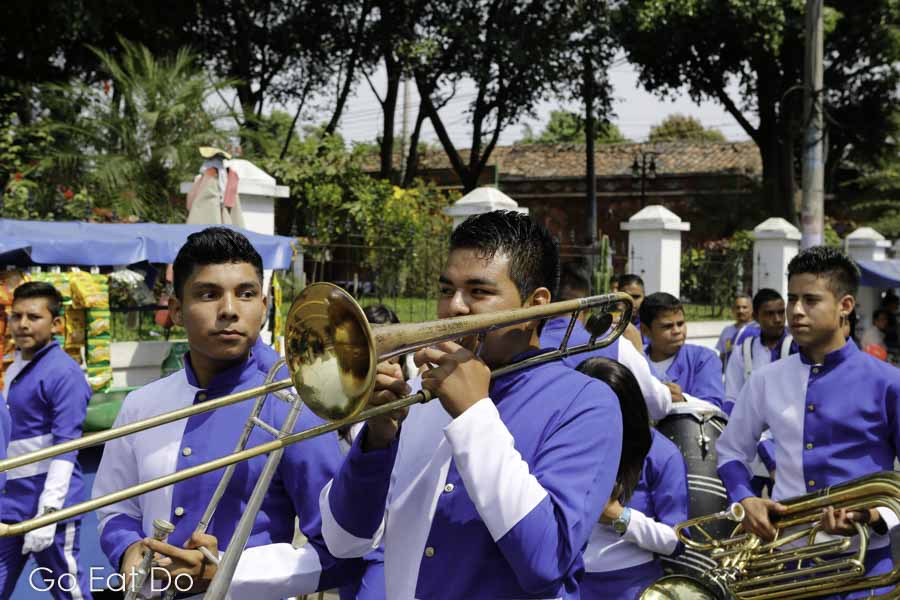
[641,472,900,599]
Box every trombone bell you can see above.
[284,282,376,421]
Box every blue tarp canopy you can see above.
[0,220,297,269]
[858,259,900,288]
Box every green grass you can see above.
[682,303,728,321]
[281,296,439,325]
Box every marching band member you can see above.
[0,397,8,500]
[715,293,754,367]
[717,246,900,600]
[723,288,797,414]
[0,282,93,599]
[540,262,681,421]
[576,357,688,600]
[619,274,649,345]
[641,292,725,410]
[320,211,624,599]
[93,228,366,598]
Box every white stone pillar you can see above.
[442,187,527,230]
[620,205,690,296]
[752,218,801,298]
[847,227,891,332]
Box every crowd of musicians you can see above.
[0,210,897,599]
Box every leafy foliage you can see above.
[519,110,628,144]
[648,114,726,143]
[681,231,753,317]
[615,0,900,221]
[50,39,231,222]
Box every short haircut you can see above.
[787,246,860,298]
[576,357,651,501]
[13,281,63,317]
[618,273,644,290]
[173,227,264,299]
[559,261,591,296]
[752,288,783,314]
[450,211,560,300]
[363,304,400,325]
[639,292,683,327]
[733,293,751,304]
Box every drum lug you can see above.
[697,419,712,458]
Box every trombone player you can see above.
[92,228,366,597]
[319,211,625,599]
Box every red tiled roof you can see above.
[409,140,762,179]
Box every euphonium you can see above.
[641,471,900,600]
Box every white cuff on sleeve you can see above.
[621,509,679,556]
[39,459,74,510]
[444,398,547,541]
[226,543,322,599]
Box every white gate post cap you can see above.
[752,217,801,241]
[620,205,690,232]
[443,187,528,220]
[180,158,290,198]
[846,227,890,249]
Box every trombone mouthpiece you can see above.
[726,503,746,522]
[151,519,176,540]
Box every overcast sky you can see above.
[335,59,754,148]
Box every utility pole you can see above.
[584,52,598,250]
[800,0,824,248]
[399,77,411,183]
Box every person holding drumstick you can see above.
[319,210,624,599]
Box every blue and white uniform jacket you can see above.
[541,317,674,421]
[724,328,797,474]
[646,343,725,411]
[582,430,688,597]
[320,352,623,600]
[0,396,10,501]
[93,351,364,598]
[717,341,900,553]
[1,341,90,523]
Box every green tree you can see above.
[648,114,726,143]
[520,110,627,144]
[52,39,230,222]
[413,0,584,192]
[614,0,900,222]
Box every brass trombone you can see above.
[641,471,900,600]
[0,282,632,597]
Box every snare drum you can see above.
[656,400,730,579]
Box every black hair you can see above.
[752,288,783,314]
[618,273,645,290]
[450,211,560,300]
[173,227,264,299]
[559,261,591,297]
[873,308,891,322]
[576,357,651,501]
[786,246,860,299]
[639,292,683,327]
[363,304,400,325]
[13,281,63,317]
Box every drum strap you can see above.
[744,334,795,379]
[742,336,754,380]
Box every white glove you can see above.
[22,519,57,554]
[22,459,73,555]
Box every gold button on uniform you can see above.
[808,404,815,412]
[808,480,815,487]
[182,447,192,457]
[174,506,185,517]
[444,483,454,493]
[806,443,814,450]
[197,393,207,402]
[812,367,820,374]
[424,547,435,558]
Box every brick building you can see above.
[410,140,764,257]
